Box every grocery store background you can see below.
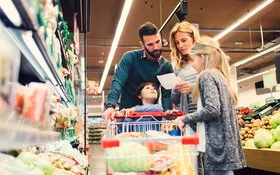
[73,0,280,116]
[1,0,280,174]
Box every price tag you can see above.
[265,96,276,104]
[263,71,277,88]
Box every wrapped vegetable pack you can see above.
[167,143,197,175]
[105,142,151,172]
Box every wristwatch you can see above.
[104,103,116,109]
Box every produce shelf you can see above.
[0,124,60,150]
[243,148,280,174]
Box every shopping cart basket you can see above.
[101,111,199,175]
[106,111,185,137]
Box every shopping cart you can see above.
[101,111,199,175]
[107,111,184,137]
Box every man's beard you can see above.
[144,47,162,59]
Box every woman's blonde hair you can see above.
[190,36,238,106]
[169,21,200,71]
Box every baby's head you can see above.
[136,82,158,105]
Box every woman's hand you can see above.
[175,116,186,132]
[175,77,191,94]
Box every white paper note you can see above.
[157,73,179,89]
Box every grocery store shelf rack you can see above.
[0,124,60,150]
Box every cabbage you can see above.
[106,142,151,172]
[254,129,274,148]
[270,141,280,150]
[270,113,280,129]
[255,128,269,136]
[270,129,276,136]
[273,126,280,141]
[244,139,257,148]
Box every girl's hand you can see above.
[175,77,191,94]
[175,117,186,132]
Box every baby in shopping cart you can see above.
[117,82,163,132]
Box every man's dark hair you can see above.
[135,82,158,105]
[138,22,158,42]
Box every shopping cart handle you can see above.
[181,134,199,145]
[115,110,185,119]
[101,138,120,148]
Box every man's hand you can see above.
[175,77,191,94]
[102,107,116,121]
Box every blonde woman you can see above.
[169,21,200,115]
[176,36,246,175]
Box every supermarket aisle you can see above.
[89,144,107,175]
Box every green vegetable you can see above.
[106,142,151,172]
[273,126,280,141]
[270,141,280,150]
[270,129,276,136]
[270,113,280,129]
[244,139,257,148]
[254,129,274,148]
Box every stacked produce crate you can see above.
[87,118,106,144]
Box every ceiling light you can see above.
[98,0,133,93]
[234,41,243,45]
[234,43,280,67]
[213,0,274,41]
[237,68,276,83]
[98,60,104,64]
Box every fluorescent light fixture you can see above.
[214,0,274,41]
[98,0,133,93]
[21,31,58,85]
[234,43,280,67]
[0,1,22,26]
[237,68,276,83]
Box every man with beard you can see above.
[103,22,174,120]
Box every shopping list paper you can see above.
[157,73,179,89]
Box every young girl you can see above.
[175,36,246,175]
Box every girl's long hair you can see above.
[190,36,238,106]
[169,21,200,71]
